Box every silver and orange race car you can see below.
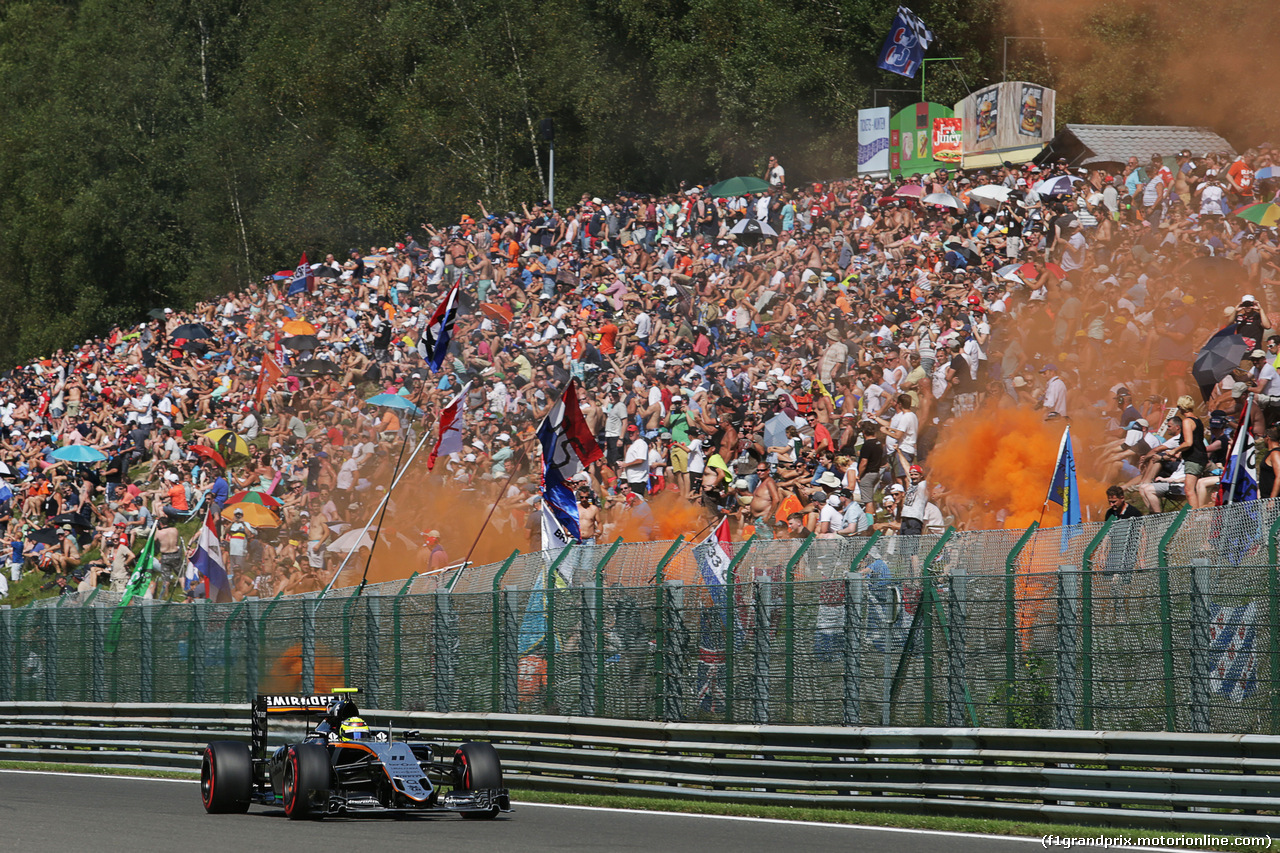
[200,689,512,820]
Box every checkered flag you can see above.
[897,6,934,49]
[877,6,934,78]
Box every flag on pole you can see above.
[537,379,603,542]
[286,253,314,296]
[254,352,284,408]
[539,502,573,563]
[105,524,159,653]
[190,506,233,602]
[1221,397,1258,503]
[1045,425,1083,549]
[876,6,934,79]
[692,518,733,605]
[428,381,472,471]
[418,283,460,372]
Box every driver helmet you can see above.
[340,717,370,740]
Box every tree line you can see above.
[1,0,1242,367]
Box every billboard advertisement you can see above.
[954,81,1056,165]
[857,107,891,175]
[888,102,955,177]
[932,118,962,163]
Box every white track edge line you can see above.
[0,768,1205,851]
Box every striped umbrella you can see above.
[1233,202,1280,227]
[226,489,281,510]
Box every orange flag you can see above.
[255,353,284,407]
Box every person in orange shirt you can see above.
[597,320,619,357]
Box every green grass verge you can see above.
[0,760,1268,848]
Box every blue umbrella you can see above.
[51,445,108,463]
[1256,166,1278,181]
[365,393,423,415]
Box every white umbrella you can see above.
[327,528,372,553]
[922,192,965,210]
[1031,175,1082,196]
[730,218,778,237]
[996,263,1026,283]
[967,185,1010,205]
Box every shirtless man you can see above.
[749,462,781,539]
[155,519,184,600]
[576,488,600,545]
[45,525,82,575]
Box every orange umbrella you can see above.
[282,319,317,335]
[480,303,513,325]
[221,502,281,527]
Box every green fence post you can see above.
[43,607,57,701]
[301,598,316,696]
[1268,516,1280,734]
[393,572,419,710]
[256,592,283,697]
[783,535,814,721]
[652,537,684,719]
[724,534,758,722]
[0,606,10,702]
[490,550,519,713]
[1080,517,1115,730]
[848,531,882,572]
[190,601,206,703]
[223,598,249,703]
[244,598,259,702]
[341,592,360,687]
[902,528,954,724]
[1004,522,1038,727]
[545,546,573,712]
[595,537,624,714]
[1157,505,1188,730]
[138,602,153,703]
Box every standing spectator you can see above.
[620,424,650,494]
[225,507,255,586]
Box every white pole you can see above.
[321,425,436,594]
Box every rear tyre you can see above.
[283,743,330,820]
[454,741,503,819]
[201,741,252,814]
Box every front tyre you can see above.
[283,743,330,820]
[201,741,252,814]
[454,741,503,819]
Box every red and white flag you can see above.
[428,382,472,471]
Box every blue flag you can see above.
[1210,601,1258,702]
[876,6,934,79]
[1220,398,1258,503]
[1045,426,1083,549]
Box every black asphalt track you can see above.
[0,769,1046,853]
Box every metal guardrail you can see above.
[2,702,1278,832]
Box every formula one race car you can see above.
[200,689,512,820]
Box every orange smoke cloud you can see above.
[1004,0,1279,143]
[928,403,1107,531]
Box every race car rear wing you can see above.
[250,690,361,762]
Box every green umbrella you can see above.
[706,176,771,198]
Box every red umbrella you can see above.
[1045,262,1066,281]
[893,184,925,199]
[189,444,227,468]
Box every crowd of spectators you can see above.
[2,142,1280,603]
